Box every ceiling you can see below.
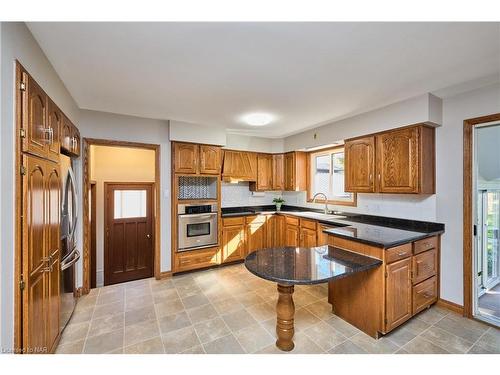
[27,22,500,138]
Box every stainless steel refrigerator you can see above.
[60,154,80,330]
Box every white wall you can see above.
[284,93,442,151]
[0,22,80,351]
[78,110,171,283]
[90,146,156,287]
[225,133,284,153]
[436,83,500,305]
[169,120,226,146]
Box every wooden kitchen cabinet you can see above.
[250,153,273,191]
[47,99,61,162]
[299,219,317,247]
[175,247,220,272]
[246,215,267,254]
[60,115,80,157]
[265,214,277,248]
[413,276,437,315]
[173,142,221,175]
[200,145,221,174]
[344,125,435,194]
[221,150,257,181]
[284,152,307,191]
[21,154,61,353]
[221,217,246,263]
[344,136,375,193]
[272,154,285,190]
[173,142,199,174]
[385,258,412,332]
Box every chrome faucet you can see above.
[312,192,330,214]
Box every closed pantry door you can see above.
[104,183,154,285]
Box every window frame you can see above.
[307,146,357,207]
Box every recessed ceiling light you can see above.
[241,113,275,126]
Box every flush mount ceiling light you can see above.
[241,112,275,126]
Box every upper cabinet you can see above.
[345,125,435,194]
[284,151,307,191]
[345,136,375,193]
[20,66,79,161]
[60,115,80,157]
[272,154,285,190]
[250,153,273,191]
[173,142,221,175]
[221,150,257,181]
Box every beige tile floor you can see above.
[56,263,500,354]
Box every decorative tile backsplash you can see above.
[178,176,217,200]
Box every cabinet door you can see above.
[300,227,317,247]
[265,215,276,248]
[23,72,49,158]
[200,145,221,175]
[222,225,246,263]
[256,154,273,191]
[284,152,295,191]
[47,99,61,162]
[71,125,81,157]
[376,127,419,193]
[344,137,375,192]
[285,224,299,247]
[61,115,72,153]
[272,154,285,190]
[174,142,199,174]
[22,155,48,352]
[46,163,61,350]
[247,220,267,254]
[275,215,285,247]
[385,258,412,332]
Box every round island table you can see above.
[245,245,382,351]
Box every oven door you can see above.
[178,212,218,251]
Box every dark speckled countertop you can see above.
[222,205,444,248]
[245,245,382,285]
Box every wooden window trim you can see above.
[306,146,357,207]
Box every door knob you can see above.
[146,234,151,239]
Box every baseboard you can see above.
[159,271,173,279]
[436,298,464,315]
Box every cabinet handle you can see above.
[369,173,373,182]
[397,252,407,256]
[422,292,433,299]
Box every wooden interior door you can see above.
[199,145,221,174]
[23,72,48,159]
[345,136,375,192]
[22,154,48,352]
[46,162,61,350]
[105,183,154,285]
[385,258,412,331]
[376,127,419,193]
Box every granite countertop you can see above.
[221,205,445,248]
[244,245,382,285]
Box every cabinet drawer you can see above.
[175,248,219,272]
[285,216,299,226]
[414,236,438,255]
[412,276,437,315]
[246,215,266,224]
[222,216,245,226]
[412,248,437,285]
[385,243,412,264]
[300,218,317,230]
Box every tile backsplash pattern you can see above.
[221,182,282,207]
[178,176,217,200]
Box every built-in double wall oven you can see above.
[178,203,218,251]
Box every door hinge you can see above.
[20,81,26,91]
[473,224,477,237]
[19,276,25,291]
[478,271,483,277]
[20,166,26,176]
[20,129,26,138]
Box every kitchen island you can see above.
[245,245,382,351]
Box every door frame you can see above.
[463,113,500,318]
[90,181,97,289]
[82,138,161,295]
[103,182,155,286]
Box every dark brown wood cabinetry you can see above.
[328,234,440,338]
[21,154,61,353]
[344,125,435,194]
[173,142,221,175]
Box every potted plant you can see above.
[273,197,285,211]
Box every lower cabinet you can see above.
[413,276,437,315]
[221,219,246,264]
[385,258,412,332]
[175,247,220,272]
